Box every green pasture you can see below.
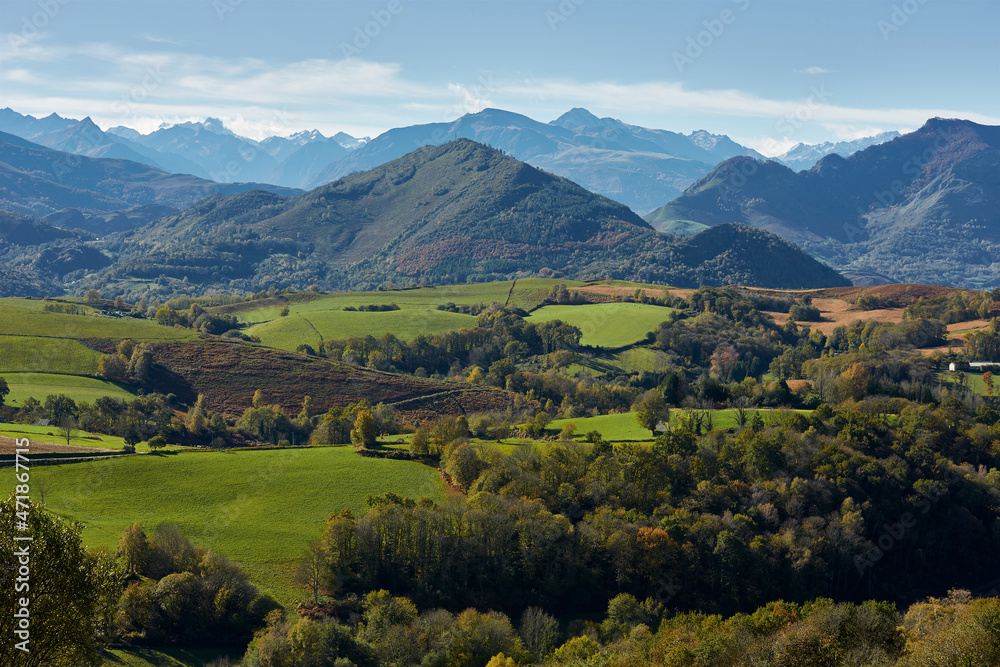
[938,370,997,397]
[234,279,607,350]
[0,423,180,453]
[526,303,675,348]
[31,447,446,605]
[568,348,677,377]
[1,373,137,407]
[0,300,195,341]
[0,335,102,374]
[549,408,814,441]
[247,309,477,350]
[0,297,95,313]
[615,347,676,372]
[100,646,237,667]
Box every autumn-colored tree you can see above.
[119,522,150,576]
[350,409,377,448]
[710,344,739,379]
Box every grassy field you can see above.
[31,447,446,605]
[2,373,137,407]
[0,335,103,374]
[549,408,815,441]
[0,297,95,313]
[615,348,676,373]
[0,423,180,453]
[526,303,675,347]
[100,646,238,667]
[233,279,603,350]
[0,301,195,341]
[247,309,478,350]
[938,370,996,396]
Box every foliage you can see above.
[0,497,124,666]
[115,523,279,646]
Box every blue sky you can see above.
[1,0,997,155]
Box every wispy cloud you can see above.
[795,66,831,75]
[140,33,179,46]
[499,78,1000,133]
[2,43,997,143]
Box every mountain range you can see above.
[644,118,1000,288]
[773,132,901,172]
[1,108,897,215]
[0,139,848,297]
[0,131,301,218]
[0,109,366,190]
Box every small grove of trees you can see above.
[115,522,279,647]
[965,318,1000,361]
[154,304,240,335]
[97,339,154,386]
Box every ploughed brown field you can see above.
[0,436,112,454]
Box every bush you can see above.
[789,303,822,322]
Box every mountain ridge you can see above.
[643,118,1000,288]
[85,138,847,297]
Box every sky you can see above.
[0,0,997,156]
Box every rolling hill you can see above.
[91,139,848,296]
[0,131,302,218]
[644,118,1000,288]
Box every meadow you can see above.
[0,335,102,374]
[1,373,136,407]
[228,279,604,350]
[526,303,675,348]
[0,301,196,341]
[30,447,446,604]
[0,422,179,453]
[548,408,815,441]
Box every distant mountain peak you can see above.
[687,130,725,150]
[333,132,367,149]
[288,129,325,143]
[107,125,142,140]
[776,131,902,170]
[166,117,237,137]
[552,107,602,127]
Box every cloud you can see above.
[140,33,179,46]
[446,83,494,116]
[2,42,997,144]
[737,136,801,157]
[498,78,1000,134]
[795,67,832,75]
